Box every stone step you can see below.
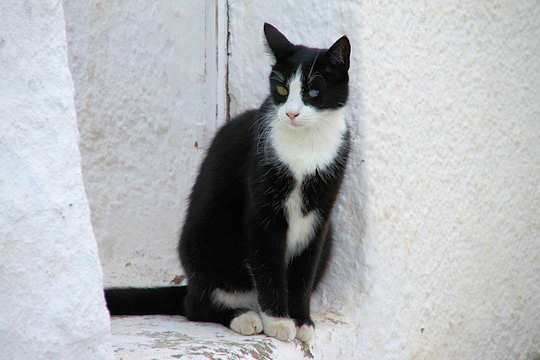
[111,312,353,359]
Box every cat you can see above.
[105,23,351,343]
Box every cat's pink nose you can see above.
[286,111,299,121]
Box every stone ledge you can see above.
[111,312,353,359]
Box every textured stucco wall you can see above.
[58,0,539,358]
[64,1,219,286]
[228,1,540,359]
[0,1,112,359]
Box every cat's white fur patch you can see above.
[296,323,314,343]
[271,69,347,179]
[284,68,303,117]
[285,185,319,260]
[212,288,259,310]
[261,313,296,342]
[230,311,263,335]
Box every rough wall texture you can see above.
[228,1,540,359]
[57,0,540,358]
[64,1,217,286]
[0,1,112,359]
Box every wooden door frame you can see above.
[204,0,229,130]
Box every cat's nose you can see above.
[286,111,299,121]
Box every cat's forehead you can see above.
[271,46,325,79]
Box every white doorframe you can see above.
[204,0,229,130]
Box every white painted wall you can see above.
[48,0,540,358]
[0,1,112,359]
[64,1,227,287]
[228,1,540,359]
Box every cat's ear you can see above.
[325,36,351,71]
[264,23,294,59]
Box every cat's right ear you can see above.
[264,23,294,59]
[325,36,351,71]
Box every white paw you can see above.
[230,311,263,335]
[296,324,314,343]
[261,313,296,342]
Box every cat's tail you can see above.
[104,286,187,316]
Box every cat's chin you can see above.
[282,120,314,130]
[286,122,305,129]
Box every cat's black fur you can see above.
[105,23,351,341]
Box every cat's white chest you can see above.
[270,111,346,260]
[270,108,347,179]
[284,184,319,260]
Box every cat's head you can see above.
[264,23,350,129]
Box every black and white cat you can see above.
[105,23,351,343]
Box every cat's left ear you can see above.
[264,23,294,59]
[325,36,351,71]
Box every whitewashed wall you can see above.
[54,0,540,358]
[228,1,540,359]
[64,1,226,287]
[0,1,111,359]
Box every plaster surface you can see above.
[0,1,111,359]
[55,0,540,358]
[64,1,220,287]
[228,1,540,359]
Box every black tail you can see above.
[104,286,187,315]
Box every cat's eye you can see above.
[276,85,288,96]
[308,89,319,97]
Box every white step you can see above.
[111,312,354,359]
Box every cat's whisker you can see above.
[307,53,320,83]
[308,71,323,86]
[271,70,285,82]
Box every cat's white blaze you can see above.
[212,288,259,310]
[285,186,319,260]
[284,68,303,116]
[270,67,347,259]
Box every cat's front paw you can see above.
[296,323,314,343]
[261,313,296,342]
[230,311,263,335]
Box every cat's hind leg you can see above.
[195,305,262,335]
[211,288,263,335]
[230,310,263,335]
[184,286,262,335]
